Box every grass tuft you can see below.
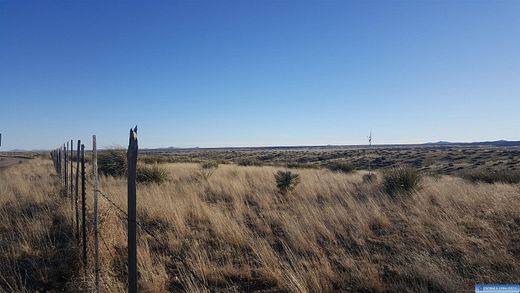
[136,165,168,184]
[274,170,300,195]
[362,173,377,183]
[98,149,126,177]
[325,161,355,173]
[382,167,422,196]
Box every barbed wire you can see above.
[99,231,116,262]
[55,157,210,289]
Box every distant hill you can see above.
[424,140,520,147]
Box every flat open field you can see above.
[1,150,519,292]
[143,145,520,174]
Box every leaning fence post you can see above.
[93,135,100,292]
[75,140,81,244]
[127,126,138,293]
[81,144,87,272]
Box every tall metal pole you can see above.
[70,140,74,217]
[368,130,372,176]
[58,147,61,181]
[127,127,138,293]
[63,141,69,197]
[81,144,87,272]
[75,140,81,244]
[93,135,100,292]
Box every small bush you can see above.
[137,165,168,184]
[274,171,300,195]
[237,159,262,167]
[98,149,126,177]
[382,167,422,196]
[362,173,377,183]
[325,161,355,173]
[462,169,520,184]
[193,161,219,181]
[201,161,219,169]
[287,162,316,169]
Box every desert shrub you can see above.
[237,159,262,167]
[286,162,318,169]
[192,161,219,181]
[462,169,520,184]
[382,167,422,196]
[274,171,300,195]
[325,161,355,173]
[362,173,377,183]
[98,149,126,177]
[201,161,219,169]
[136,165,168,184]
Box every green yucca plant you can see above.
[97,149,126,177]
[382,167,422,197]
[136,165,168,184]
[274,170,300,195]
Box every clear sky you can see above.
[1,0,519,150]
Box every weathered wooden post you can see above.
[127,127,138,293]
[93,135,100,292]
[75,140,81,244]
[81,144,87,271]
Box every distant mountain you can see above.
[424,140,520,147]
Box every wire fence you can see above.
[49,128,206,292]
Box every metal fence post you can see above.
[65,142,68,195]
[127,127,138,293]
[81,144,87,272]
[58,147,62,181]
[70,139,74,218]
[75,140,81,244]
[93,135,100,292]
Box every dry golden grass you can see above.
[0,158,79,292]
[1,158,519,292]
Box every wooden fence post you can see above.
[127,127,138,293]
[81,144,87,271]
[75,140,81,244]
[93,135,100,292]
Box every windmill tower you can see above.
[368,130,372,175]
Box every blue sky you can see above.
[1,0,519,150]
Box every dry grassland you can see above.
[1,157,519,292]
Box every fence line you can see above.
[50,128,212,292]
[50,127,183,292]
